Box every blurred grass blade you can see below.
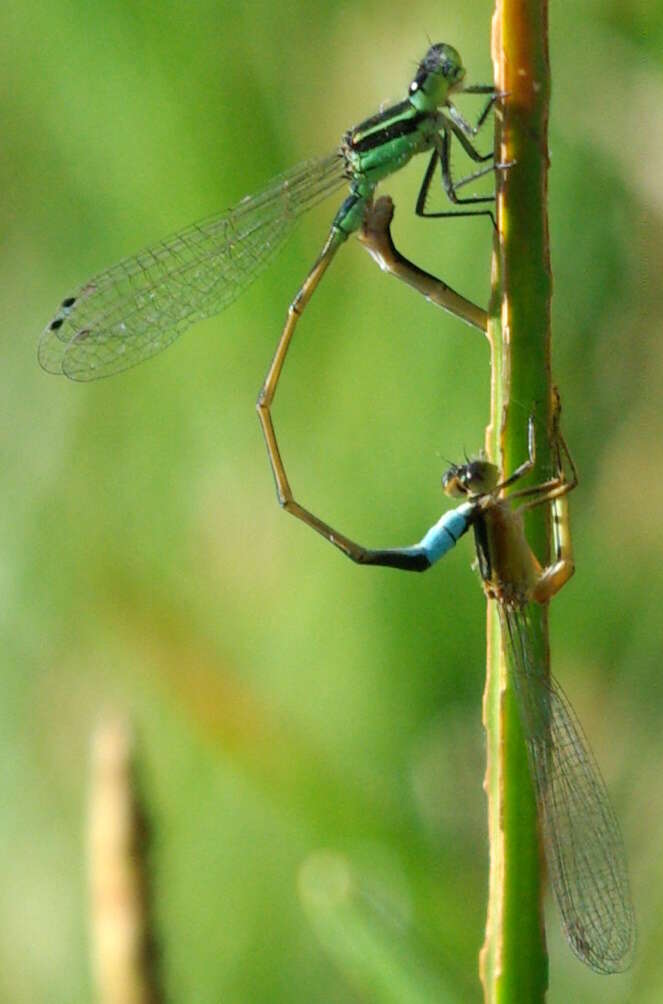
[299,851,459,1004]
[88,716,162,1004]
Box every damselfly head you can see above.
[409,43,465,109]
[442,459,498,497]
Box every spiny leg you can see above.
[496,415,537,493]
[415,143,496,223]
[511,453,577,508]
[438,129,497,208]
[501,405,578,504]
[443,101,515,196]
[416,89,499,221]
[508,404,578,602]
[358,197,488,333]
[511,403,578,505]
[531,441,577,603]
[452,161,503,194]
[448,89,505,136]
[474,92,500,131]
[446,115,495,163]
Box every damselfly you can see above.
[302,405,635,974]
[40,43,499,524]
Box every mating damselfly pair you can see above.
[40,43,634,973]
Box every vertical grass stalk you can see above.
[479,1,553,1000]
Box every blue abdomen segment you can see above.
[411,502,473,564]
[357,502,473,572]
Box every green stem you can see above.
[479,1,553,1000]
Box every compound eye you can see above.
[465,461,498,493]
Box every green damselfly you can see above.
[310,399,635,974]
[40,43,500,533]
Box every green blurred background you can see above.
[3,0,661,1000]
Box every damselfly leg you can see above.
[416,88,505,221]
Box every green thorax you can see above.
[344,99,437,188]
[332,99,437,234]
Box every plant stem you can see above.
[479,1,553,1000]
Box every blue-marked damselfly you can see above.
[309,405,635,974]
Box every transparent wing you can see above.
[39,151,347,381]
[500,604,635,973]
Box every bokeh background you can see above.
[3,0,661,1000]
